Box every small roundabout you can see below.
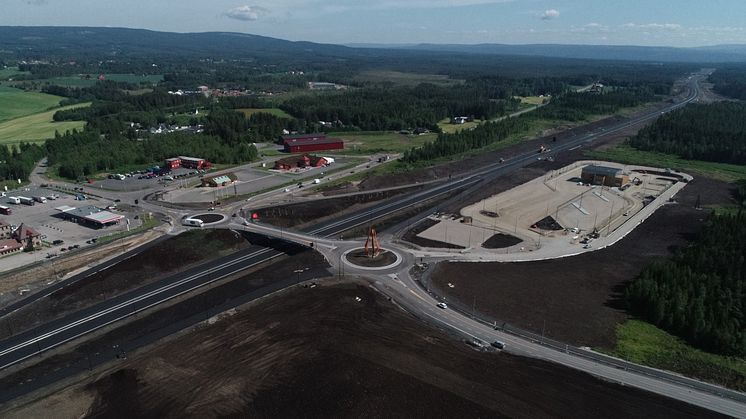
[190,213,227,225]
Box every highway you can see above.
[2,72,742,416]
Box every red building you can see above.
[282,134,344,153]
[274,155,328,170]
[164,156,211,170]
[164,157,181,169]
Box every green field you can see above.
[331,131,437,154]
[0,67,30,80]
[0,102,90,146]
[0,86,63,123]
[586,144,746,182]
[604,320,746,391]
[237,108,292,119]
[515,96,547,106]
[437,118,483,134]
[26,74,164,88]
[354,70,464,86]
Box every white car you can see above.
[436,302,448,309]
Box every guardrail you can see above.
[425,282,746,404]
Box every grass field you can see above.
[237,108,292,119]
[515,96,547,106]
[604,320,746,391]
[0,102,90,146]
[586,144,746,182]
[0,67,30,80]
[331,131,437,154]
[0,86,63,123]
[354,70,464,86]
[437,118,483,134]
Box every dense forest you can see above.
[628,102,746,165]
[279,84,518,131]
[624,212,746,357]
[529,87,655,121]
[708,66,746,100]
[45,130,257,180]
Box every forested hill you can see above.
[390,43,746,63]
[2,26,745,63]
[0,26,358,60]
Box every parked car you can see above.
[52,239,64,245]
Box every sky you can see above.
[3,0,746,47]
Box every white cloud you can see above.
[623,22,681,30]
[224,5,268,21]
[540,9,559,20]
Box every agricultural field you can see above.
[354,70,465,86]
[0,86,62,122]
[0,102,89,146]
[28,74,163,88]
[331,130,437,154]
[437,118,483,133]
[237,108,292,119]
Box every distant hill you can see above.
[396,43,746,63]
[1,26,744,63]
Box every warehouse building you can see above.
[163,156,211,170]
[282,133,344,153]
[580,165,629,187]
[56,205,125,229]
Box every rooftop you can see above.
[582,165,623,177]
[65,205,125,225]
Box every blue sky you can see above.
[4,0,746,46]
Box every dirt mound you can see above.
[532,215,563,231]
[482,233,522,249]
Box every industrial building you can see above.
[282,134,344,153]
[580,165,629,187]
[201,173,238,187]
[274,155,329,171]
[56,205,125,229]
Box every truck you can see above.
[33,196,47,204]
[0,205,11,215]
[18,196,35,206]
[7,197,20,205]
[182,218,204,227]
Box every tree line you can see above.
[624,212,746,356]
[401,87,657,164]
[45,129,257,180]
[279,83,519,132]
[0,143,46,186]
[709,66,746,100]
[628,102,746,165]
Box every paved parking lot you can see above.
[1,186,141,272]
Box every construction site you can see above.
[414,161,691,256]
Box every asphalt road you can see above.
[2,72,740,416]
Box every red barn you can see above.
[282,134,343,153]
[178,156,211,170]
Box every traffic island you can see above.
[343,248,401,270]
[191,213,226,225]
